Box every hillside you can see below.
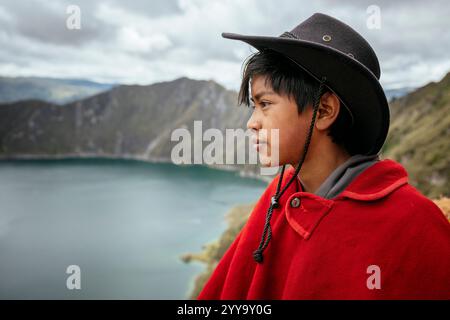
[383,72,450,198]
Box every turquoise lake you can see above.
[0,159,266,299]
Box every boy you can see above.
[198,13,450,299]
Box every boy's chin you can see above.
[259,157,280,168]
[258,155,289,168]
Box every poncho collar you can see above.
[286,158,409,202]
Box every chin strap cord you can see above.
[253,76,327,263]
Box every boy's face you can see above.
[248,74,312,167]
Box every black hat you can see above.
[222,12,389,155]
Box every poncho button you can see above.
[290,197,301,208]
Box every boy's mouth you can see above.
[251,135,268,152]
[255,144,267,152]
[251,135,267,145]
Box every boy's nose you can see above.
[247,112,262,131]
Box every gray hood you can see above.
[299,153,380,199]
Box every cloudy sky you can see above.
[0,0,449,90]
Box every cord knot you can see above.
[271,196,279,209]
[253,249,263,263]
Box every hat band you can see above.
[280,31,298,39]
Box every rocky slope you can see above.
[383,72,450,198]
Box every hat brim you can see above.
[222,32,390,155]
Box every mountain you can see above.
[0,77,258,173]
[0,76,115,104]
[383,72,450,198]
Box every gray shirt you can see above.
[299,153,380,199]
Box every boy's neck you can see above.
[294,143,351,194]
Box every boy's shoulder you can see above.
[390,182,449,226]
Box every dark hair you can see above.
[238,49,358,155]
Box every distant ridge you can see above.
[0,76,115,104]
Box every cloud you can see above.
[0,0,114,46]
[117,27,172,53]
[0,0,448,90]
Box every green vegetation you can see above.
[384,72,450,198]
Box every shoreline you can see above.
[0,152,273,183]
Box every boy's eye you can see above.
[249,101,271,110]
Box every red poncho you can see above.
[198,159,450,299]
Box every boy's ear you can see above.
[315,92,341,131]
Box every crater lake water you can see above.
[0,159,267,299]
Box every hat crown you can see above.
[285,13,381,79]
